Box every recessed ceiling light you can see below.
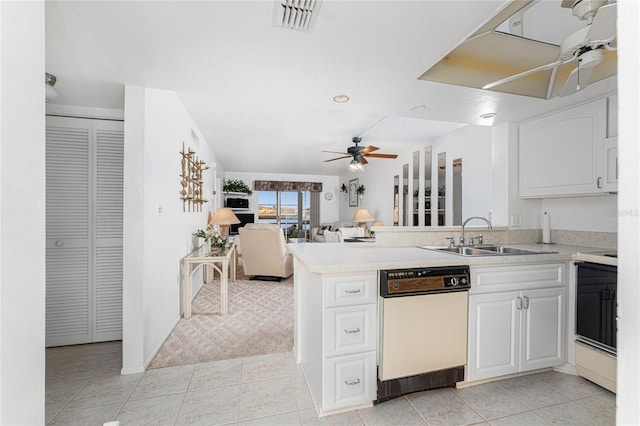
[410,104,427,112]
[480,112,497,120]
[333,94,350,103]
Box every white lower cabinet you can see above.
[298,271,377,415]
[468,264,565,382]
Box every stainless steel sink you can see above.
[475,245,554,255]
[433,246,501,256]
[420,245,557,256]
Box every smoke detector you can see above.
[272,0,322,33]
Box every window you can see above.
[257,190,311,237]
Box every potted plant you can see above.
[340,183,348,195]
[194,226,228,253]
[223,179,252,195]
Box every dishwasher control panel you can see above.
[380,265,470,297]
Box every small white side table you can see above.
[181,244,237,318]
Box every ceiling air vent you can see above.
[272,0,322,33]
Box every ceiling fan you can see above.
[483,0,617,98]
[323,137,398,172]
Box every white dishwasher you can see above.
[378,265,470,403]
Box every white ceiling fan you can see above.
[483,0,617,98]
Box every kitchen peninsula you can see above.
[288,241,605,416]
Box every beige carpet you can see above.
[148,272,293,369]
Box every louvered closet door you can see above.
[94,121,124,342]
[45,116,124,346]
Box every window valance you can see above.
[254,180,323,192]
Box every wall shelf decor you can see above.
[180,142,209,212]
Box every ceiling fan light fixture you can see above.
[333,94,350,103]
[348,160,364,172]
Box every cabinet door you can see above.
[468,292,520,381]
[519,98,606,197]
[602,137,618,192]
[521,287,565,372]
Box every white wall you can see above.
[540,195,617,233]
[340,125,494,227]
[0,1,46,423]
[617,0,640,422]
[123,87,224,372]
[224,171,340,225]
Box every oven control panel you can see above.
[380,266,470,297]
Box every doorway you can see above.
[45,115,124,346]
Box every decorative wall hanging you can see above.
[349,178,359,207]
[180,142,209,212]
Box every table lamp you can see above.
[353,208,375,237]
[209,208,240,237]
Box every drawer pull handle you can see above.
[344,327,361,334]
[344,378,360,386]
[344,289,361,294]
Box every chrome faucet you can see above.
[460,216,492,246]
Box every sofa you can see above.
[311,221,364,242]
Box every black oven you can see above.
[575,262,617,354]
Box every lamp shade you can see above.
[209,208,241,226]
[352,208,375,223]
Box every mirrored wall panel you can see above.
[437,152,446,226]
[402,163,409,226]
[453,158,462,226]
[393,175,399,226]
[424,147,432,226]
[412,151,420,226]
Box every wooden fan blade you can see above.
[359,156,368,165]
[323,155,352,162]
[365,153,398,159]
[322,150,350,155]
[360,145,380,154]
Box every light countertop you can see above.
[287,242,612,274]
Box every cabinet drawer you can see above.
[325,352,376,410]
[471,263,565,294]
[324,273,377,307]
[325,305,376,357]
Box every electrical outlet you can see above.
[511,214,522,227]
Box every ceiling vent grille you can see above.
[272,0,322,33]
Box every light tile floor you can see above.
[46,341,616,425]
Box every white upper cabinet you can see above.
[519,98,609,198]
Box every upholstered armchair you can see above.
[238,223,293,280]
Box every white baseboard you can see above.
[121,366,145,375]
[144,313,181,369]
